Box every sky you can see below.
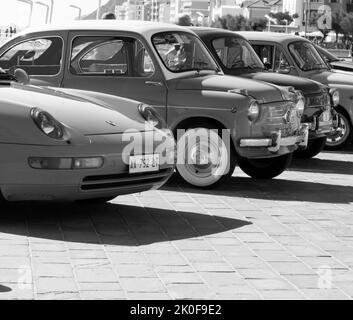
[0,0,110,29]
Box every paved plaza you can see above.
[1,149,353,300]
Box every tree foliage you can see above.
[177,15,192,26]
[211,14,267,32]
[269,11,299,25]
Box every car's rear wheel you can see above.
[176,125,236,188]
[237,153,293,179]
[294,137,327,159]
[326,110,353,150]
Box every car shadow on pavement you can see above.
[0,202,251,246]
[289,157,353,175]
[0,285,11,293]
[163,174,353,204]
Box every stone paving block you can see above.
[192,262,234,273]
[0,245,29,257]
[108,252,149,265]
[301,288,350,300]
[284,275,322,289]
[80,290,126,300]
[120,278,166,293]
[237,268,279,280]
[268,262,316,275]
[33,264,73,278]
[259,290,306,300]
[127,292,171,300]
[247,278,295,291]
[146,253,188,266]
[158,272,203,284]
[36,277,78,294]
[36,292,81,300]
[75,268,118,283]
[167,283,216,299]
[114,264,156,278]
[78,282,123,291]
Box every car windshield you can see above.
[289,41,329,71]
[152,31,219,73]
[212,36,264,72]
[316,46,340,63]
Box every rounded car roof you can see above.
[237,31,310,44]
[17,20,193,36]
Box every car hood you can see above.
[1,84,148,135]
[310,70,353,87]
[330,60,353,72]
[173,74,284,103]
[241,72,325,96]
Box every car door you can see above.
[63,31,167,119]
[0,32,66,87]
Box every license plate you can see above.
[129,154,160,174]
[321,110,331,122]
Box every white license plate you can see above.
[129,154,160,174]
[321,110,331,122]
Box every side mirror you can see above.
[14,68,30,85]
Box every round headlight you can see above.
[330,89,340,107]
[31,108,65,140]
[248,101,260,122]
[296,97,305,117]
[138,104,167,129]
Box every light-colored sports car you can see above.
[0,68,175,203]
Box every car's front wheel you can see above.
[294,137,327,159]
[326,110,353,150]
[237,153,293,179]
[176,125,236,188]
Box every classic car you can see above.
[0,21,308,188]
[315,45,353,73]
[0,67,175,203]
[239,31,353,150]
[193,27,338,158]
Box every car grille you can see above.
[81,168,172,191]
[265,102,299,137]
[306,92,330,108]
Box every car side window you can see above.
[273,47,291,73]
[252,44,274,70]
[0,37,63,76]
[70,36,155,77]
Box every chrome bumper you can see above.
[240,124,309,153]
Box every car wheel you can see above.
[325,110,353,150]
[294,137,327,159]
[237,153,293,179]
[176,125,236,188]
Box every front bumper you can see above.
[240,124,309,154]
[0,131,175,202]
[309,109,336,138]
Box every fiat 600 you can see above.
[0,21,308,188]
[193,28,338,159]
[0,68,175,203]
[239,32,353,150]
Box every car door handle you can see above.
[145,81,164,87]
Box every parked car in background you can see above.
[193,27,338,158]
[315,45,353,73]
[0,21,308,188]
[0,68,175,203]
[239,32,353,150]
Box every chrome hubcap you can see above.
[327,114,348,146]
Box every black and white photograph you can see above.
[0,0,353,306]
